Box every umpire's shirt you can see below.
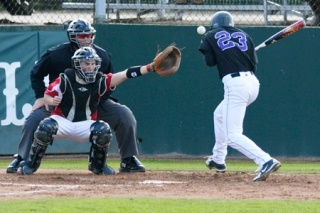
[30,42,113,101]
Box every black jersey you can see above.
[58,69,107,122]
[199,26,257,79]
[30,42,113,99]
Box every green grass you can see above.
[1,157,320,212]
[1,198,320,213]
[2,157,319,173]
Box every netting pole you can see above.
[263,0,268,25]
[95,0,106,23]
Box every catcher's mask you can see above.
[210,11,234,29]
[72,47,101,83]
[67,18,96,48]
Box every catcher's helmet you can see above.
[72,47,101,83]
[67,19,96,48]
[210,11,234,29]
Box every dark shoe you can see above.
[119,156,146,173]
[6,154,23,173]
[16,161,34,175]
[253,159,281,182]
[205,157,227,172]
[102,165,116,175]
[88,164,116,175]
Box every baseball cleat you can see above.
[205,157,227,173]
[6,154,23,173]
[119,156,145,173]
[254,165,263,173]
[253,159,281,182]
[102,165,116,175]
[16,161,34,175]
[88,164,116,175]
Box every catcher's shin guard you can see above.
[28,138,49,173]
[21,118,58,174]
[88,121,114,175]
[17,139,51,175]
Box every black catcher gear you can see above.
[210,11,234,29]
[88,121,114,175]
[67,18,96,48]
[90,120,112,148]
[18,118,58,175]
[72,47,102,83]
[34,118,58,146]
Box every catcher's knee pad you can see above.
[34,118,58,146]
[89,121,112,148]
[88,121,112,175]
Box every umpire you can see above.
[6,18,145,174]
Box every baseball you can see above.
[197,26,206,35]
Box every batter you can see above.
[198,11,281,182]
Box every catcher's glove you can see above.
[153,44,181,76]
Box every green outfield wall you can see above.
[0,25,319,157]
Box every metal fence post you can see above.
[157,0,168,19]
[94,0,106,23]
[263,0,268,25]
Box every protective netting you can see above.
[0,0,319,26]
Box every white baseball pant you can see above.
[50,115,95,142]
[210,71,273,167]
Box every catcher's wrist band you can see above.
[126,66,142,78]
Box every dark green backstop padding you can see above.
[0,25,319,157]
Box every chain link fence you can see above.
[1,0,320,26]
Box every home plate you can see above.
[139,180,186,186]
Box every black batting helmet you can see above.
[210,11,234,29]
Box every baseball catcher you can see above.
[17,45,181,175]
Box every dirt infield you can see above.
[1,168,320,200]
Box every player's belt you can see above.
[222,71,254,84]
[230,72,240,78]
[230,71,254,78]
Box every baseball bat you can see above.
[255,19,306,51]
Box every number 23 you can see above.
[215,31,248,51]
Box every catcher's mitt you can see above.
[153,44,181,76]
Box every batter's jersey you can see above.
[199,26,257,79]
